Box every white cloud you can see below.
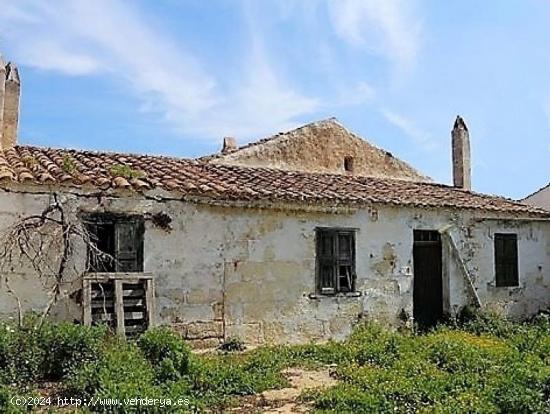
[381,108,436,151]
[0,0,318,141]
[16,40,100,75]
[327,0,422,73]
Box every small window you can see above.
[344,156,354,172]
[83,214,144,272]
[494,233,519,287]
[316,228,356,294]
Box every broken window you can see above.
[83,214,144,272]
[316,228,356,294]
[494,233,519,287]
[82,214,152,336]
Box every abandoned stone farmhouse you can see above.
[0,58,549,346]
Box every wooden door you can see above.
[413,230,443,328]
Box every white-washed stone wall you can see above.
[0,186,548,345]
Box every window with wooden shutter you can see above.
[84,215,144,273]
[82,214,152,336]
[494,233,519,287]
[316,228,356,294]
[115,218,144,272]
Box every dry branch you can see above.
[0,193,112,329]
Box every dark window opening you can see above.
[494,233,519,287]
[316,228,356,294]
[83,214,144,273]
[344,156,354,172]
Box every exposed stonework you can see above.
[0,187,548,347]
[522,183,550,211]
[452,116,471,190]
[205,119,431,182]
[221,136,238,154]
[0,56,20,151]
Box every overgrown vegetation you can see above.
[0,311,548,413]
[61,154,77,174]
[108,164,145,180]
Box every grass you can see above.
[108,164,145,180]
[0,312,548,413]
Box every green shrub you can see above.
[1,316,549,412]
[0,319,108,385]
[458,309,520,338]
[425,331,508,374]
[0,385,30,414]
[0,322,45,386]
[137,327,190,382]
[41,322,108,380]
[66,341,162,406]
[312,382,397,413]
[186,350,288,407]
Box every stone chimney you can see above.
[221,136,237,154]
[0,56,5,149]
[451,115,471,190]
[0,56,20,151]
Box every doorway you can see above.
[413,230,443,328]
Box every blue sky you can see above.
[1,0,549,199]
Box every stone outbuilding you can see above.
[522,183,550,211]
[202,118,431,182]
[0,58,549,346]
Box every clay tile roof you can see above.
[0,145,548,218]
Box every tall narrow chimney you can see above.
[1,61,20,150]
[0,56,5,150]
[451,115,471,190]
[221,136,237,154]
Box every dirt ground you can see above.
[231,368,337,413]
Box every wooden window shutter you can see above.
[115,218,144,272]
[316,229,356,295]
[336,232,355,292]
[495,233,518,287]
[317,230,336,294]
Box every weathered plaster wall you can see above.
[0,187,548,346]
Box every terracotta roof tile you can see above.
[0,145,548,217]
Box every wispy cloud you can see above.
[541,102,550,153]
[0,0,318,140]
[381,108,436,151]
[185,2,320,138]
[327,0,422,75]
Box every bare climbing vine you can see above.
[0,193,109,328]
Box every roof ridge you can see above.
[1,144,547,217]
[199,118,340,160]
[201,118,431,182]
[521,181,550,201]
[13,144,196,164]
